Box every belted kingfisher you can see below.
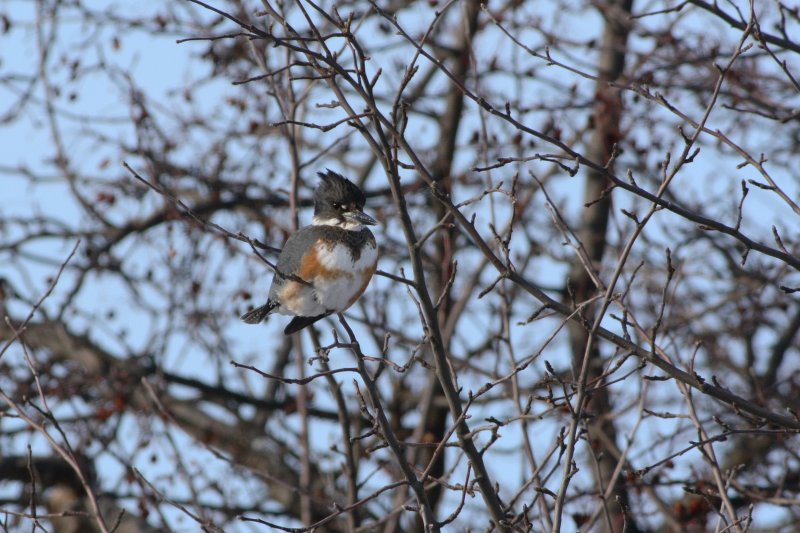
[241,170,379,335]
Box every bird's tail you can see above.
[240,300,278,324]
[283,311,333,335]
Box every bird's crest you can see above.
[315,169,366,210]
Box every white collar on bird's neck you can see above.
[311,215,366,231]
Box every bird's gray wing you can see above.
[268,225,328,299]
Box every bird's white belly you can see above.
[278,242,377,317]
[315,243,378,310]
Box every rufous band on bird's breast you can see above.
[277,239,377,317]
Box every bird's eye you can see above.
[332,202,341,210]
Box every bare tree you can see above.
[1,0,800,531]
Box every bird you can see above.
[241,170,378,335]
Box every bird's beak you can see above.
[345,209,377,226]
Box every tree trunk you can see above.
[565,1,637,531]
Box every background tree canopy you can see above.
[1,0,799,531]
